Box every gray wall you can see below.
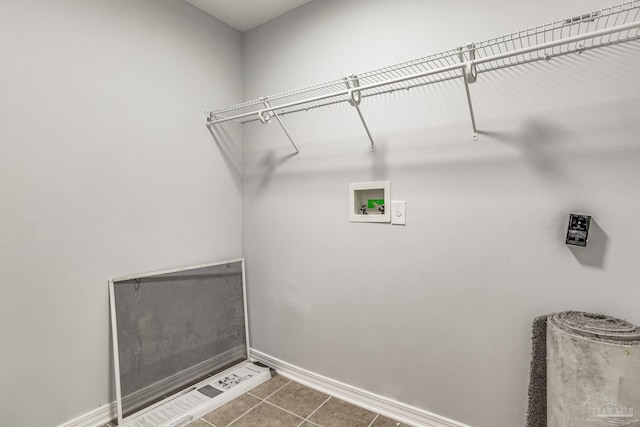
[0,1,242,426]
[241,1,640,426]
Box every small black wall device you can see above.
[566,214,591,247]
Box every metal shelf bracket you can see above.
[458,43,479,141]
[346,75,376,151]
[261,99,300,157]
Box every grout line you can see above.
[297,419,322,427]
[248,378,291,401]
[245,383,333,427]
[199,418,217,427]
[227,378,292,427]
[262,400,309,422]
[226,400,264,427]
[295,395,333,427]
[307,395,332,420]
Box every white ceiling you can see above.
[183,0,313,32]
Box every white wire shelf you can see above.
[205,1,640,151]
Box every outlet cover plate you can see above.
[391,200,406,225]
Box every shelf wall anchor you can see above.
[346,75,376,151]
[458,43,479,141]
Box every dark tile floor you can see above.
[102,375,408,427]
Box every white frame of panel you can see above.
[108,258,250,426]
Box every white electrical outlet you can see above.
[391,201,406,225]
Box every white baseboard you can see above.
[59,350,472,427]
[56,403,116,427]
[58,346,245,427]
[249,349,472,427]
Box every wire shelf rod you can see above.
[207,62,466,126]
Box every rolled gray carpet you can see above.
[547,312,640,427]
